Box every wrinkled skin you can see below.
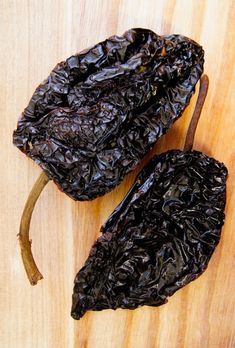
[13,28,204,200]
[71,150,227,320]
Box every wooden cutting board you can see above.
[1,1,235,347]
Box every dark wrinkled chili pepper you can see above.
[71,76,228,320]
[13,28,204,285]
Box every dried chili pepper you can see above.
[13,28,204,201]
[13,28,204,285]
[71,76,228,320]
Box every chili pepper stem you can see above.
[184,75,209,152]
[18,171,50,285]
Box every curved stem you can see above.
[18,171,50,285]
[184,75,209,151]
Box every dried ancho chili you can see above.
[71,150,227,320]
[71,76,228,320]
[13,28,204,201]
[13,28,204,286]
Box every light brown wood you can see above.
[1,1,235,347]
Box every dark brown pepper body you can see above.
[13,29,204,200]
[71,150,227,319]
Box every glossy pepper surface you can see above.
[13,28,204,200]
[71,150,227,319]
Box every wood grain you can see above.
[1,1,235,347]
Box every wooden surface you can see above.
[1,1,235,347]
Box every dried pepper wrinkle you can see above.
[71,76,228,320]
[13,28,204,285]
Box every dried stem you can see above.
[18,171,50,285]
[184,75,209,151]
